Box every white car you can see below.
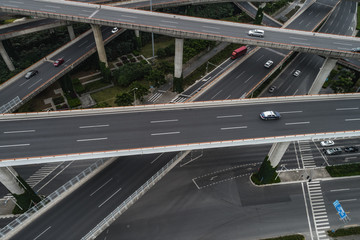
[320,140,335,147]
[248,29,264,37]
[293,70,301,77]
[264,60,273,68]
[111,27,118,33]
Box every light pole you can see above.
[132,87,138,106]
[150,0,155,59]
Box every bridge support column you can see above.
[91,24,108,67]
[67,25,76,40]
[308,57,337,95]
[268,142,290,168]
[0,41,15,71]
[135,30,140,38]
[174,38,184,78]
[0,167,24,195]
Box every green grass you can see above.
[328,226,360,237]
[91,86,127,106]
[326,163,360,177]
[260,234,304,240]
[140,37,174,58]
[84,81,111,92]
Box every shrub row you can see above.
[326,163,360,177]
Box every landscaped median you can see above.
[328,226,360,238]
[260,234,305,240]
[326,163,360,177]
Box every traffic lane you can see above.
[3,0,360,54]
[320,1,356,35]
[97,155,308,240]
[262,54,324,97]
[0,26,113,106]
[286,3,333,31]
[318,138,360,166]
[12,152,176,239]
[320,178,360,229]
[195,48,287,101]
[0,19,60,35]
[1,98,360,160]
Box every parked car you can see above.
[248,29,264,37]
[268,86,276,93]
[293,70,301,77]
[344,146,359,153]
[351,47,360,52]
[260,111,281,120]
[24,70,39,79]
[320,140,334,147]
[111,27,118,33]
[323,147,342,155]
[53,58,64,67]
[264,60,273,68]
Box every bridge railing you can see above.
[81,150,189,240]
[0,158,108,239]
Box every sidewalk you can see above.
[278,168,331,183]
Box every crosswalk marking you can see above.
[148,92,162,103]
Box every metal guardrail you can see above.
[0,97,21,113]
[0,158,108,239]
[81,151,189,240]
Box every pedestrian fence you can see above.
[0,97,21,114]
[0,158,108,238]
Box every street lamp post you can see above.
[132,87,138,106]
[150,0,155,59]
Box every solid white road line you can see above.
[339,199,357,202]
[77,137,108,142]
[216,114,243,118]
[4,130,35,134]
[221,126,247,130]
[285,121,310,125]
[150,119,178,123]
[280,111,303,114]
[0,143,30,148]
[330,188,350,192]
[345,118,360,121]
[79,124,109,129]
[28,79,42,89]
[336,107,358,111]
[98,187,122,208]
[151,153,164,164]
[90,178,113,196]
[151,131,180,136]
[33,226,51,240]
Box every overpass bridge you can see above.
[0,93,360,166]
[1,0,360,59]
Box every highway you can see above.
[1,0,360,59]
[3,1,359,239]
[1,94,360,164]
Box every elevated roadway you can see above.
[1,0,360,59]
[1,94,360,166]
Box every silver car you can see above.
[248,29,264,37]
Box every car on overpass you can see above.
[24,70,39,79]
[53,58,64,67]
[260,111,281,120]
[248,29,264,38]
[351,47,360,52]
[293,70,301,77]
[264,60,273,68]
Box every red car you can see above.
[53,58,64,67]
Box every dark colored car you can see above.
[351,47,360,52]
[268,86,276,93]
[25,70,39,79]
[344,146,359,153]
[323,147,342,155]
[260,111,281,120]
[53,58,64,67]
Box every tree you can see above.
[146,69,166,87]
[330,77,353,93]
[129,82,149,101]
[115,92,133,106]
[99,61,112,83]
